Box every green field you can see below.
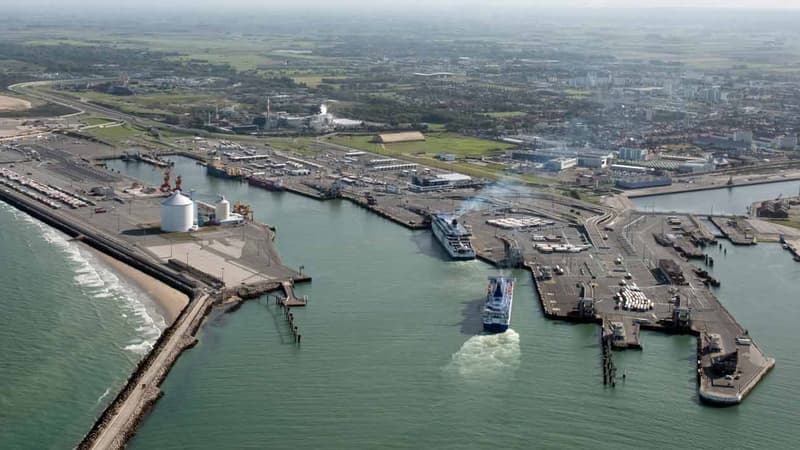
[292,75,348,88]
[425,124,447,131]
[325,133,558,186]
[484,111,527,118]
[59,90,219,116]
[80,117,116,126]
[84,124,142,140]
[328,133,514,158]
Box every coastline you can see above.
[90,248,189,324]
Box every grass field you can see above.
[292,75,348,88]
[325,133,558,186]
[484,111,527,118]
[84,124,141,140]
[328,133,514,158]
[60,90,219,116]
[80,117,116,126]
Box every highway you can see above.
[8,79,207,137]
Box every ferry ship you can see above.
[431,213,475,260]
[483,276,514,333]
[248,176,284,191]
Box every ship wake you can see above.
[446,329,520,382]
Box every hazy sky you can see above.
[12,0,800,8]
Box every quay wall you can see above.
[275,183,430,231]
[340,192,429,230]
[626,176,800,199]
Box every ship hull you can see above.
[248,178,284,191]
[483,322,509,333]
[206,165,243,180]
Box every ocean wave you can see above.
[124,340,155,356]
[95,387,111,406]
[446,329,521,382]
[5,206,165,354]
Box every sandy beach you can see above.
[90,248,189,324]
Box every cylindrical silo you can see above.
[190,189,198,225]
[161,190,193,232]
[215,195,230,222]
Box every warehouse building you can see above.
[410,172,476,191]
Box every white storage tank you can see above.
[161,190,194,232]
[190,189,198,226]
[215,195,230,222]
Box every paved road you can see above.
[8,79,205,137]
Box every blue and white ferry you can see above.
[483,276,514,333]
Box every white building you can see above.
[545,157,578,172]
[618,147,649,161]
[678,159,715,174]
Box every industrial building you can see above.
[610,164,652,174]
[775,135,798,151]
[160,190,247,232]
[677,160,715,174]
[409,172,476,191]
[511,150,557,163]
[618,147,650,161]
[512,148,612,170]
[545,157,577,172]
[577,153,612,168]
[694,135,752,155]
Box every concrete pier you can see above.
[603,316,642,350]
[526,210,775,404]
[280,280,307,307]
[710,216,757,245]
